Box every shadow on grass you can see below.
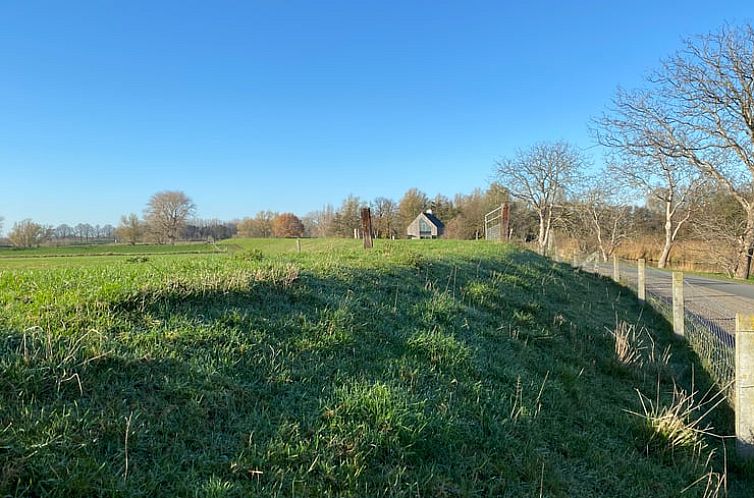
[2,251,751,497]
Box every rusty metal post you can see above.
[361,208,373,249]
[501,202,510,241]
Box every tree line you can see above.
[2,23,753,279]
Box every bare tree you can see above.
[371,197,398,238]
[116,213,144,245]
[601,24,754,278]
[495,141,585,254]
[144,191,196,245]
[8,219,47,248]
[691,184,748,276]
[597,140,701,267]
[53,224,74,241]
[237,211,276,238]
[571,177,635,262]
[305,204,335,238]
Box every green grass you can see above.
[0,242,222,259]
[0,239,750,497]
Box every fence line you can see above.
[556,252,753,457]
[572,254,737,403]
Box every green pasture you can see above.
[0,239,750,497]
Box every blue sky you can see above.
[1,1,752,229]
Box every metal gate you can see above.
[484,203,510,241]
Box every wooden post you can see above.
[672,272,684,337]
[361,208,373,249]
[296,238,301,253]
[736,314,754,459]
[572,253,578,268]
[637,259,646,302]
[612,254,620,282]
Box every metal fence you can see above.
[568,254,737,406]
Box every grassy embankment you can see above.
[1,239,751,496]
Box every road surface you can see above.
[589,261,754,337]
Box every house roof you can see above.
[421,211,444,228]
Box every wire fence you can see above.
[566,253,737,406]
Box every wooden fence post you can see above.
[672,272,684,337]
[736,314,754,458]
[637,259,646,302]
[296,238,301,253]
[613,254,620,282]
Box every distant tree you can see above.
[184,219,236,241]
[371,197,398,238]
[570,176,636,262]
[332,195,363,238]
[237,211,276,238]
[101,224,116,240]
[116,213,144,245]
[54,224,74,241]
[8,219,47,248]
[449,189,487,239]
[301,204,336,238]
[0,216,4,237]
[397,188,429,234]
[691,185,748,276]
[271,213,305,238]
[144,191,196,245]
[236,218,256,238]
[446,185,510,240]
[429,194,457,223]
[74,223,94,241]
[495,141,585,254]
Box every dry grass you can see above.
[558,234,733,273]
[614,238,725,273]
[610,321,645,367]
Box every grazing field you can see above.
[0,239,750,497]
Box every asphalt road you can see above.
[590,261,754,336]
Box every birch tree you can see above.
[599,24,754,278]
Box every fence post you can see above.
[296,238,301,253]
[736,314,754,458]
[360,208,374,249]
[672,272,684,337]
[637,259,646,302]
[572,253,578,268]
[613,254,620,282]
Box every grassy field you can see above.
[0,239,751,496]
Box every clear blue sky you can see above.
[1,1,752,229]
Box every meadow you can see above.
[0,239,751,497]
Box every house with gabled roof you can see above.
[407,210,444,239]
